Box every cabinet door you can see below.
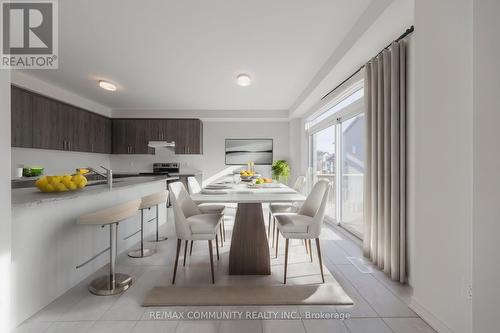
[32,95,72,150]
[112,119,132,154]
[11,86,33,148]
[89,113,111,153]
[70,107,91,152]
[131,119,151,154]
[169,119,203,154]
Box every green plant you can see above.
[271,160,290,183]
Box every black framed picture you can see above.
[225,139,273,165]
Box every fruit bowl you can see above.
[36,174,88,193]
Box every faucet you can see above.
[87,166,113,189]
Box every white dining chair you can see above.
[268,176,306,247]
[169,181,223,284]
[274,180,330,284]
[187,177,226,251]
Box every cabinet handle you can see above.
[91,143,94,152]
[68,141,71,150]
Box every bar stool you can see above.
[128,190,169,258]
[77,199,141,295]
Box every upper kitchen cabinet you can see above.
[11,86,33,148]
[112,119,151,154]
[89,114,112,153]
[167,119,203,154]
[32,94,73,151]
[13,86,112,153]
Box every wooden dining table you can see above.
[191,181,306,275]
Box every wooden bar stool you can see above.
[77,199,141,295]
[128,191,169,258]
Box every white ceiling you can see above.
[25,0,372,112]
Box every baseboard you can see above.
[409,297,455,333]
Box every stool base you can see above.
[149,236,168,242]
[89,273,132,296]
[127,248,156,258]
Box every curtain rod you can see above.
[320,25,414,101]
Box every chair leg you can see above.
[275,228,279,258]
[304,239,308,255]
[284,238,289,284]
[189,240,194,256]
[172,239,181,284]
[215,234,220,261]
[268,211,272,239]
[308,239,313,262]
[272,217,276,248]
[222,216,226,242]
[183,240,188,266]
[208,240,215,284]
[315,238,325,283]
[219,224,224,247]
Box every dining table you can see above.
[190,181,306,275]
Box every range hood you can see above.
[147,141,176,148]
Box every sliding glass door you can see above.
[311,125,336,219]
[307,85,365,238]
[340,113,365,237]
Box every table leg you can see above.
[229,203,271,275]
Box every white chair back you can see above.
[168,182,201,239]
[299,180,330,237]
[187,177,202,194]
[292,176,306,193]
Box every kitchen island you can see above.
[11,176,172,326]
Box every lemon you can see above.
[55,183,68,192]
[36,176,48,188]
[72,174,85,183]
[62,174,72,182]
[67,181,77,190]
[43,184,55,192]
[51,177,61,185]
[77,181,86,189]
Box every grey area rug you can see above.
[143,283,353,306]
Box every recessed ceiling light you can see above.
[236,74,251,86]
[98,80,117,91]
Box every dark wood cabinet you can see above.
[168,119,203,154]
[32,94,72,151]
[112,119,151,154]
[89,114,111,153]
[11,86,203,155]
[11,86,33,148]
[14,86,112,154]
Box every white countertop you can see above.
[12,176,171,208]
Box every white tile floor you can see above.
[15,206,436,333]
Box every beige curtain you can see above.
[363,40,406,283]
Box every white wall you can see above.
[110,121,290,184]
[12,148,110,177]
[1,68,12,332]
[472,0,500,332]
[411,1,473,333]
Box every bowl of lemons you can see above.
[35,171,88,193]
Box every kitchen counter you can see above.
[12,176,176,208]
[11,175,171,326]
[167,166,202,177]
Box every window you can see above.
[307,84,365,239]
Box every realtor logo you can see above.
[1,0,58,69]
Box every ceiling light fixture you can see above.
[236,74,251,86]
[98,80,117,91]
